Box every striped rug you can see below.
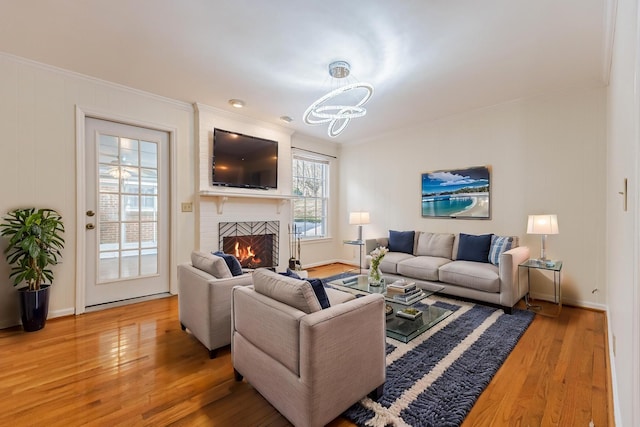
[342,296,535,427]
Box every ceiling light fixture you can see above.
[228,99,245,108]
[280,115,293,123]
[303,61,374,138]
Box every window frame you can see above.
[291,151,330,240]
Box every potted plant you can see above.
[0,208,65,332]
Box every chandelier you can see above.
[303,61,374,138]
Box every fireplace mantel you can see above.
[199,190,296,214]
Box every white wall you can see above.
[606,0,639,424]
[0,53,195,328]
[340,87,607,308]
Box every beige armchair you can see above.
[177,251,253,358]
[231,269,386,427]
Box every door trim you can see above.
[75,105,178,315]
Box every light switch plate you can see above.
[181,202,193,212]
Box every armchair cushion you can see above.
[254,268,322,314]
[280,268,330,309]
[213,251,243,276]
[191,251,232,279]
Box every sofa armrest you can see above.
[498,246,530,308]
[299,293,386,417]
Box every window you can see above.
[292,153,329,238]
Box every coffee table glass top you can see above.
[327,275,452,343]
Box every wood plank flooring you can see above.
[0,263,611,426]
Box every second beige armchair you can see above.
[231,268,386,427]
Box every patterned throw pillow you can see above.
[488,235,514,265]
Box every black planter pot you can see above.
[18,285,50,332]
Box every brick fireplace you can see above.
[219,221,279,269]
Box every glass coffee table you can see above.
[327,275,453,343]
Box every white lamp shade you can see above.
[349,211,370,225]
[527,214,559,235]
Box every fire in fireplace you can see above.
[219,221,279,269]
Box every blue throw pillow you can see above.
[488,235,514,265]
[279,268,302,279]
[388,230,415,254]
[308,278,331,309]
[212,251,243,276]
[456,233,493,263]
[279,269,330,309]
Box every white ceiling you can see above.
[0,0,609,143]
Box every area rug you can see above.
[320,274,535,427]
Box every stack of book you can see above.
[386,280,424,304]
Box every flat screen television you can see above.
[212,128,278,190]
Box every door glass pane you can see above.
[121,250,140,278]
[121,195,140,221]
[99,251,120,281]
[140,141,157,168]
[123,223,140,249]
[99,194,119,222]
[120,139,139,166]
[141,249,158,275]
[97,134,159,283]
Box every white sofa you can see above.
[365,232,530,313]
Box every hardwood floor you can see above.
[0,263,611,426]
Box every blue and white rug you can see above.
[341,295,535,427]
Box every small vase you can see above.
[368,265,384,287]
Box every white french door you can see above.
[84,118,170,306]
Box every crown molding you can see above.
[0,51,194,112]
[194,102,295,136]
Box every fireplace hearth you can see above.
[219,221,279,269]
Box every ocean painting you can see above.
[421,166,491,218]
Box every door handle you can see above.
[86,223,95,230]
[86,210,95,217]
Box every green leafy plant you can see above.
[0,208,65,290]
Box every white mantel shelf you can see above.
[199,190,297,214]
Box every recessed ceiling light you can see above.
[280,116,293,123]
[228,99,245,108]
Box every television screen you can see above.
[212,128,278,189]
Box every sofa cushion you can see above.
[279,269,331,309]
[456,233,493,263]
[379,252,415,274]
[191,251,232,279]
[388,230,415,254]
[488,235,515,265]
[212,251,243,276]
[438,261,500,292]
[280,268,331,309]
[254,268,322,313]
[325,287,356,305]
[416,232,455,259]
[397,256,452,281]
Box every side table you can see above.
[518,259,563,316]
[343,239,365,273]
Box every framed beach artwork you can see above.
[421,166,491,219]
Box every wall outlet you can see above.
[181,202,193,212]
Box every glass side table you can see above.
[518,259,563,316]
[343,239,365,273]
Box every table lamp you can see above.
[527,214,559,261]
[349,211,370,241]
